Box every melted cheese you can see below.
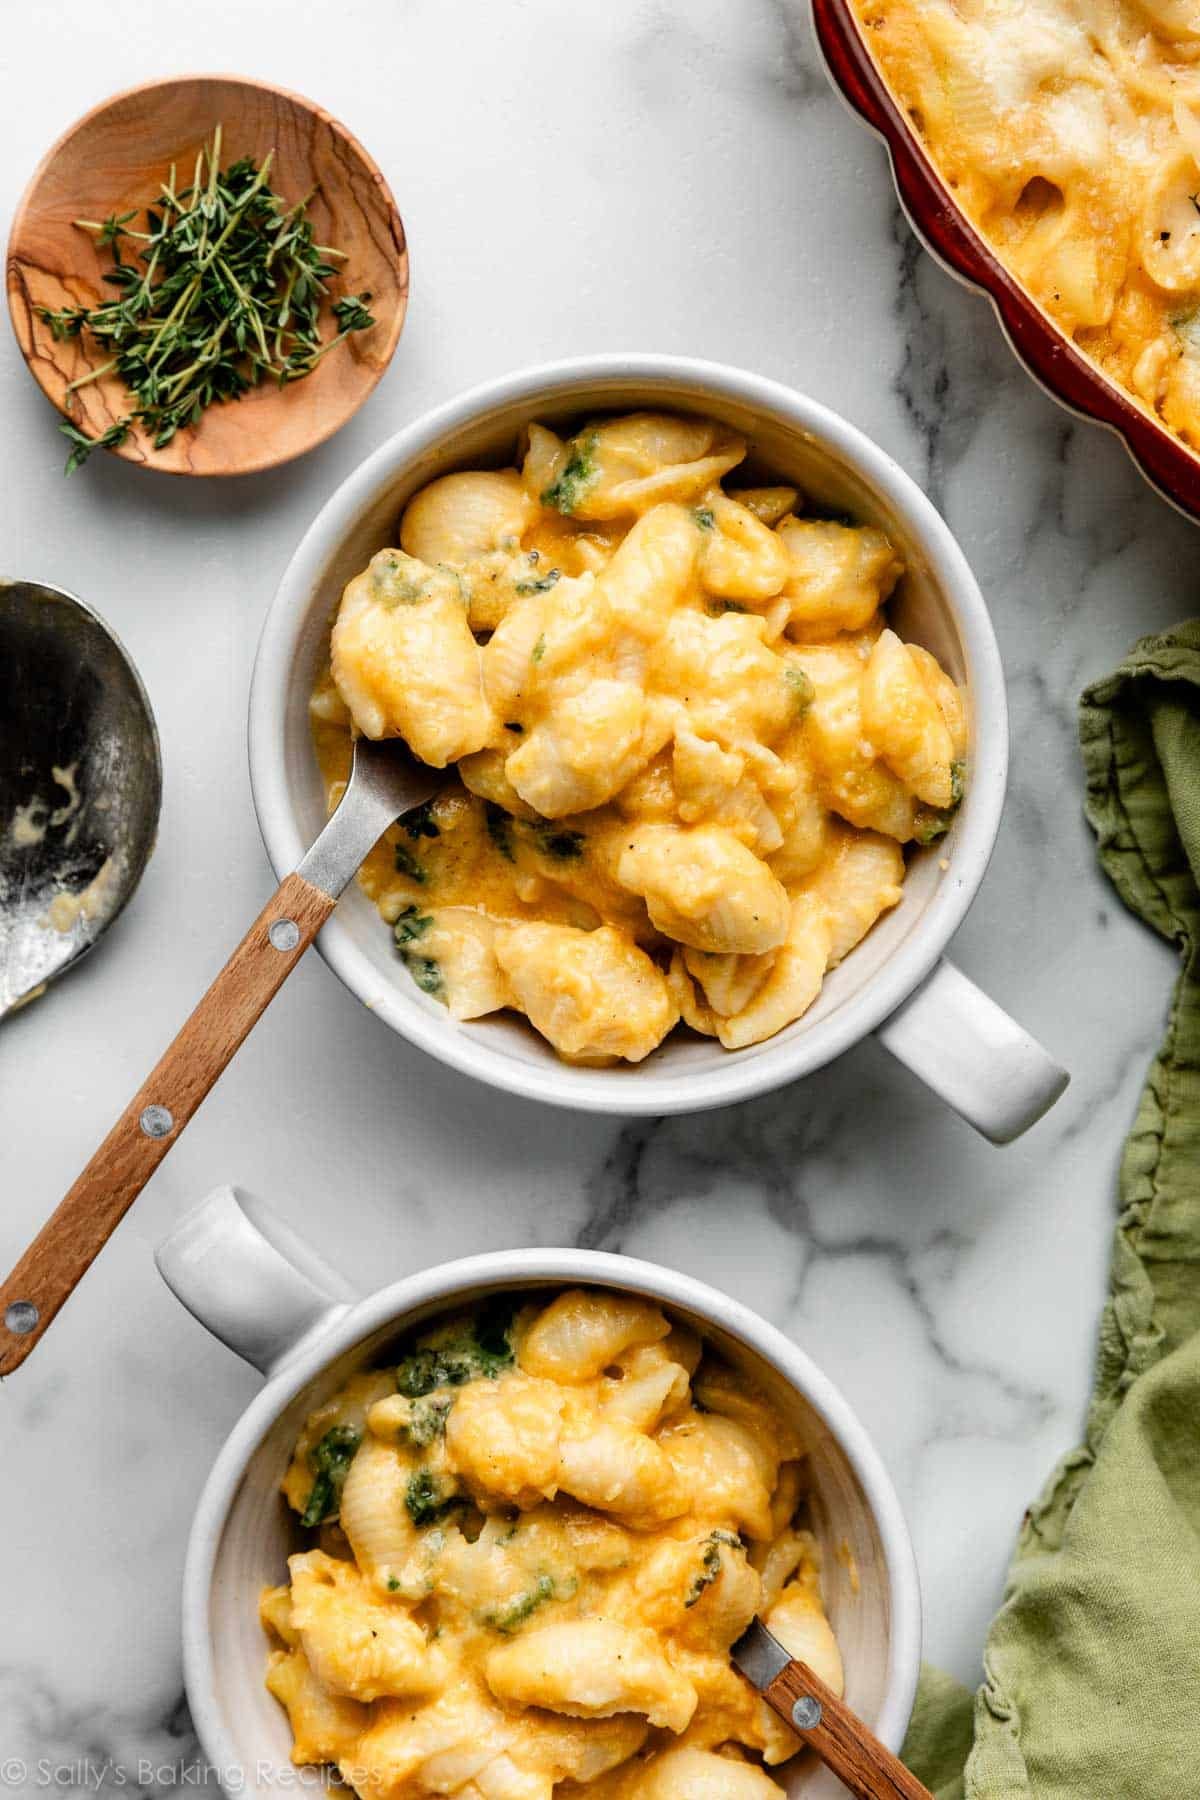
[263,1287,842,1798]
[41,855,118,933]
[855,0,1200,444]
[313,412,968,1063]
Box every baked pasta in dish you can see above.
[854,0,1200,447]
[262,1286,843,1798]
[311,410,967,1064]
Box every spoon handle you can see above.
[0,872,334,1375]
[755,1654,931,1800]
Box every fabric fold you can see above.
[903,623,1200,1799]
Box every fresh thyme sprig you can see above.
[37,125,376,473]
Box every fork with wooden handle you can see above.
[0,738,438,1376]
[732,1617,932,1800]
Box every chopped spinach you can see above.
[684,1530,742,1608]
[515,568,561,597]
[693,506,716,531]
[301,1426,362,1529]
[405,957,444,998]
[914,758,966,846]
[399,1394,454,1447]
[913,810,950,846]
[403,801,441,840]
[531,633,547,664]
[485,803,516,862]
[474,1295,518,1362]
[394,900,444,998]
[950,757,966,806]
[405,1468,463,1527]
[394,841,428,883]
[531,824,584,861]
[395,1302,517,1397]
[784,666,815,718]
[394,906,433,946]
[373,553,435,606]
[541,432,600,515]
[705,598,747,616]
[481,1573,557,1634]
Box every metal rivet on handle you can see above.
[268,918,301,952]
[139,1104,174,1138]
[5,1301,39,1335]
[792,1696,822,1731]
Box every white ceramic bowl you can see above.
[250,354,1067,1139]
[162,1185,923,1800]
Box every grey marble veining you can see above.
[0,0,1192,1786]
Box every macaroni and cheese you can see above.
[262,1286,843,1797]
[854,0,1200,446]
[311,410,967,1064]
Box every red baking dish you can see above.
[812,0,1200,522]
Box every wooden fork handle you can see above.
[758,1655,932,1800]
[0,872,334,1376]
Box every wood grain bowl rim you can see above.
[5,72,409,478]
[810,0,1200,524]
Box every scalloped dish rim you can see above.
[809,0,1200,525]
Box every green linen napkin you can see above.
[902,622,1200,1800]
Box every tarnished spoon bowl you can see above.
[0,579,161,1018]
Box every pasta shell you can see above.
[338,1438,420,1591]
[715,893,833,1049]
[860,629,956,808]
[699,493,790,601]
[631,1745,789,1797]
[331,551,496,765]
[493,920,678,1062]
[520,1289,670,1381]
[803,825,905,967]
[400,469,534,565]
[617,823,790,955]
[683,947,773,1018]
[288,1549,441,1702]
[484,1618,697,1732]
[777,519,901,636]
[265,1647,368,1766]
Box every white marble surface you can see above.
[0,0,1192,1788]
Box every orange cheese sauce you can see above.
[310,411,968,1064]
[855,0,1200,447]
[261,1286,844,1798]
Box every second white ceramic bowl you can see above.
[249,354,1067,1138]
[162,1184,923,1800]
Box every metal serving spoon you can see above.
[0,579,162,1019]
[0,733,438,1375]
[732,1618,932,1799]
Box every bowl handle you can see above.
[874,958,1069,1144]
[155,1184,357,1376]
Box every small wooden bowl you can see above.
[6,75,409,477]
